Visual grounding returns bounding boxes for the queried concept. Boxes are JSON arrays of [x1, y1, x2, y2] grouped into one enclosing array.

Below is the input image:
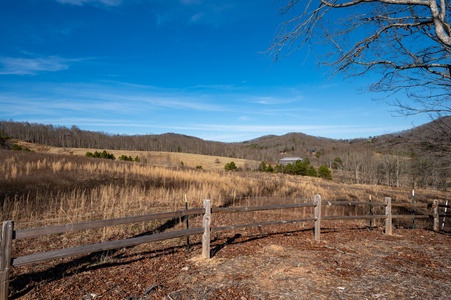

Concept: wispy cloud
[[173, 123, 406, 140], [180, 0, 204, 6], [250, 96, 303, 105], [55, 0, 122, 6], [0, 56, 73, 75], [151, 1, 239, 27], [189, 12, 205, 23], [180, 123, 350, 133], [0, 80, 317, 127], [0, 79, 402, 142], [0, 81, 227, 116]]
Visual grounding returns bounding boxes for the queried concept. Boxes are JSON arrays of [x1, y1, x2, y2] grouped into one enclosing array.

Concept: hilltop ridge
[[1, 117, 449, 161], [0, 117, 449, 191]]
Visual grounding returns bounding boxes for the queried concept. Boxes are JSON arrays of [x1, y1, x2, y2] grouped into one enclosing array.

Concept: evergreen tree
[[224, 161, 237, 171], [318, 165, 332, 180]]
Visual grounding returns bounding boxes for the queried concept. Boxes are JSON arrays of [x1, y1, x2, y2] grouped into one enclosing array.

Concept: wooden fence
[[0, 195, 448, 300]]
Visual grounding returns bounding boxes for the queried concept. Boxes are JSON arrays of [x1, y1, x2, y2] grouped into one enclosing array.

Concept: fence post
[[314, 194, 322, 241], [0, 221, 14, 300], [184, 194, 190, 253], [202, 199, 211, 259], [385, 197, 392, 235], [441, 200, 448, 230], [411, 189, 415, 229], [369, 195, 373, 231], [433, 200, 439, 232]]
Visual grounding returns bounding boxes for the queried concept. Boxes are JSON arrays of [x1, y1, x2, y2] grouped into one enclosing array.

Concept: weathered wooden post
[[184, 194, 190, 253], [441, 200, 448, 230], [433, 199, 439, 232], [0, 221, 14, 300], [411, 189, 415, 229], [202, 199, 211, 259], [369, 194, 373, 231], [314, 194, 322, 241], [385, 197, 392, 235]]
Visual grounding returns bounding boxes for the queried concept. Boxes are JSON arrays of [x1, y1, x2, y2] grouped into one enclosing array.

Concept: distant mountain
[[2, 118, 449, 190], [233, 132, 349, 161], [1, 117, 450, 161], [363, 116, 451, 156]]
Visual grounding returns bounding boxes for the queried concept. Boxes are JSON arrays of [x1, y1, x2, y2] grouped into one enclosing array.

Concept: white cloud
[[0, 79, 414, 142], [0, 81, 227, 114], [56, 0, 122, 6], [0, 56, 70, 75]]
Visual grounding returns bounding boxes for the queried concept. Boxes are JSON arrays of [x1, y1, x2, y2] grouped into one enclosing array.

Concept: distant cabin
[[278, 157, 303, 166]]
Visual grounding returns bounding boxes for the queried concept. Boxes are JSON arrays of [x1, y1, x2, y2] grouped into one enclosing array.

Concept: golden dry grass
[[0, 145, 448, 284], [2, 142, 450, 300], [1, 144, 448, 234], [16, 141, 256, 172]]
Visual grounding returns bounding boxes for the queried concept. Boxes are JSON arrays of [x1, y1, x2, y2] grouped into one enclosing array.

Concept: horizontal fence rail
[[212, 202, 315, 213], [15, 208, 205, 240], [13, 228, 205, 267], [0, 195, 448, 300], [0, 208, 206, 300]]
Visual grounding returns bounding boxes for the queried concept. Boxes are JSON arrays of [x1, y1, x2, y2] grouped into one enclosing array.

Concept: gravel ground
[[10, 225, 451, 299]]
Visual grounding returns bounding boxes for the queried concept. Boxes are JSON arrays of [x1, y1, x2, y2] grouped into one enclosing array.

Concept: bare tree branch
[[271, 0, 451, 116]]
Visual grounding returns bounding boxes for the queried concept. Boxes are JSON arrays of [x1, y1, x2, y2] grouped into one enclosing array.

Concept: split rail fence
[[0, 195, 449, 300]]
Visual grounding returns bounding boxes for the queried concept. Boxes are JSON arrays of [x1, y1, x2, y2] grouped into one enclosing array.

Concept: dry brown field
[[1, 144, 450, 299], [15, 140, 256, 172]]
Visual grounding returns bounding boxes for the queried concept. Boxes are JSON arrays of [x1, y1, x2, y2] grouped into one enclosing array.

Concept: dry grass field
[[1, 144, 450, 299], [16, 140, 256, 172]]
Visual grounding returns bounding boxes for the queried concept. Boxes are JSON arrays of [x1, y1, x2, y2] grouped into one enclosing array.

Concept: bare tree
[[271, 0, 451, 116]]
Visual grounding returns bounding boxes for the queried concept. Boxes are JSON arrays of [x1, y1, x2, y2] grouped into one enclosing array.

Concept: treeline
[[0, 120, 345, 161], [323, 150, 449, 191], [0, 120, 241, 158], [1, 120, 449, 191]]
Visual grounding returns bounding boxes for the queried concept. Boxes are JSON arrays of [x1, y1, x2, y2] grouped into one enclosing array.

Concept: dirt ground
[[10, 224, 451, 300]]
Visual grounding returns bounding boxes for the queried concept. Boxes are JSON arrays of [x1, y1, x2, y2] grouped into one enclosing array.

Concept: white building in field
[[278, 157, 303, 166]]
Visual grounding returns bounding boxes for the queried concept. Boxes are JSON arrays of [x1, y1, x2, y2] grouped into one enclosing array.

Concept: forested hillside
[[1, 118, 450, 191]]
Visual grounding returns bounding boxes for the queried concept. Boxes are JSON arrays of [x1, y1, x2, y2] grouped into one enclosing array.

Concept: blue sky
[[0, 0, 430, 142]]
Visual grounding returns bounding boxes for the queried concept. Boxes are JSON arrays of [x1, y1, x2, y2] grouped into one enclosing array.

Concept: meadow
[[2, 146, 446, 231], [2, 146, 450, 299], [0, 148, 316, 227]]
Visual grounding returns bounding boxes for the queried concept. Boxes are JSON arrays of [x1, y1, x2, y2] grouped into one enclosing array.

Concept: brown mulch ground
[[10, 224, 451, 299]]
